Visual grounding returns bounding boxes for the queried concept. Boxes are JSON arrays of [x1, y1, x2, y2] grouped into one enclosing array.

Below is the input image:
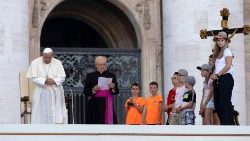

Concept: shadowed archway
[[40, 0, 141, 124], [41, 17, 107, 48], [41, 0, 138, 49]]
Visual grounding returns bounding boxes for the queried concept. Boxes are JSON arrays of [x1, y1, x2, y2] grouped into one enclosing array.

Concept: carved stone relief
[[143, 0, 151, 30], [40, 0, 47, 17], [32, 0, 39, 28], [135, 0, 151, 30], [135, 1, 143, 15], [31, 0, 48, 28]]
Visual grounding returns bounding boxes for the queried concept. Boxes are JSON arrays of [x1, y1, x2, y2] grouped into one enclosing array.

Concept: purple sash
[[95, 90, 113, 124]]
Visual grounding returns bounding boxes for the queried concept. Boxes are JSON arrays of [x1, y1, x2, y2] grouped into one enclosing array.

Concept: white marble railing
[[0, 125, 250, 141]]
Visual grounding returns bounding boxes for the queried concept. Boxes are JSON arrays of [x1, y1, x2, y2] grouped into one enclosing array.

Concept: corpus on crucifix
[[200, 8, 250, 40]]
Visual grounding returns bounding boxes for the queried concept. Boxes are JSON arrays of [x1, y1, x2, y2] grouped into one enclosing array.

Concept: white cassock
[[26, 56, 67, 124]]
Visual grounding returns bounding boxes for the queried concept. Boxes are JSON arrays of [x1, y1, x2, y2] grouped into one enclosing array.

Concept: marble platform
[[0, 125, 250, 141]]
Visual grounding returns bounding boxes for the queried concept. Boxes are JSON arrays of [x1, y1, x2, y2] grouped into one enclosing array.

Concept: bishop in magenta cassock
[[83, 56, 119, 124]]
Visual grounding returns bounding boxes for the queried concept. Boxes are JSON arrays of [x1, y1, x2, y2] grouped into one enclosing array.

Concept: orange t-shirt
[[145, 95, 163, 124], [125, 97, 145, 125]]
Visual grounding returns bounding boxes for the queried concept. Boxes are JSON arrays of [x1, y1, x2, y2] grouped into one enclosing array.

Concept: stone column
[[163, 0, 246, 125], [0, 0, 29, 123], [244, 0, 250, 125], [140, 0, 162, 96]]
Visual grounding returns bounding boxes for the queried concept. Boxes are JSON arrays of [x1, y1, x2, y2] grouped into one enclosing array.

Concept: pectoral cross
[[200, 8, 250, 40]]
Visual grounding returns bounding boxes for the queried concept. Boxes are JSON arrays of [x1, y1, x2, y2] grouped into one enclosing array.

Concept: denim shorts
[[180, 111, 195, 125], [206, 98, 215, 110]]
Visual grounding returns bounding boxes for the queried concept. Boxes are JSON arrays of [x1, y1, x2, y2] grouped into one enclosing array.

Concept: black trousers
[[213, 73, 234, 125]]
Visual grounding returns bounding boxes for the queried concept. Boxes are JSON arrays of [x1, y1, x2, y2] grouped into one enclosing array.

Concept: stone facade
[[0, 0, 249, 125], [244, 0, 250, 125], [0, 0, 29, 123], [0, 0, 163, 123], [29, 0, 162, 96]]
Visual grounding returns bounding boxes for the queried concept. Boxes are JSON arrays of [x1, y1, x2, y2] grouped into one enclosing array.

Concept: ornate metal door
[[52, 48, 141, 124]]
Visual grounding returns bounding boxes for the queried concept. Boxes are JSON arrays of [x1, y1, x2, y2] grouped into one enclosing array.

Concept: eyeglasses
[[96, 63, 106, 67], [171, 77, 177, 80]]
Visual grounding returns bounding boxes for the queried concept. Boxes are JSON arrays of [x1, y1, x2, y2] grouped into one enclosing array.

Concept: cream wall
[[163, 0, 247, 125], [0, 0, 29, 123]]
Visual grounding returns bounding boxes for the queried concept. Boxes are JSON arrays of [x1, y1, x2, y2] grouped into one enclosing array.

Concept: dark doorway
[[41, 18, 107, 48]]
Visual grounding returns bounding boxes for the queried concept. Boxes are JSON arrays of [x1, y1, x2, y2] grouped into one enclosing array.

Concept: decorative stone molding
[[135, 0, 151, 30], [143, 0, 151, 30], [135, 1, 143, 15], [40, 0, 47, 17], [32, 0, 39, 28]]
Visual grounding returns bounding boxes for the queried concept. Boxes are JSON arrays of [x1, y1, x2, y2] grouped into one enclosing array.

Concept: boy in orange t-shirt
[[125, 83, 145, 125], [144, 81, 163, 125]]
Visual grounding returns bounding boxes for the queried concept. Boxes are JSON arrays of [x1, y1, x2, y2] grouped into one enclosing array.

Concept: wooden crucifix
[[200, 8, 250, 40]]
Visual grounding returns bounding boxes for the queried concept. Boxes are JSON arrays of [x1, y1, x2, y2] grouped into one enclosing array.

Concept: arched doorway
[[40, 0, 141, 124], [41, 0, 138, 49]]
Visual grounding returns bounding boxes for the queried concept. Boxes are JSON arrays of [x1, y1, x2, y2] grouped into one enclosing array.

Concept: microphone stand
[[69, 88, 74, 124]]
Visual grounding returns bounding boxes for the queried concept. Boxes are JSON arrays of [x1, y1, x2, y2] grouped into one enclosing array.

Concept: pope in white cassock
[[26, 48, 67, 124]]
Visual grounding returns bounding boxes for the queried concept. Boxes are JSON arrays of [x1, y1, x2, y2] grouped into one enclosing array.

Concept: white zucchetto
[[43, 48, 53, 53]]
